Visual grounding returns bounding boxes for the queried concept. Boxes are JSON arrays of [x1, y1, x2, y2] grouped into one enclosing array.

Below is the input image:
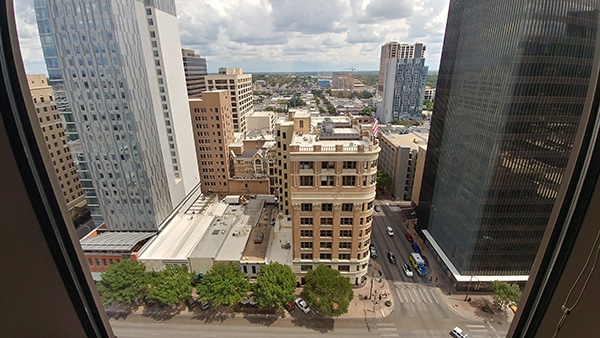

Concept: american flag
[[371, 114, 379, 138]]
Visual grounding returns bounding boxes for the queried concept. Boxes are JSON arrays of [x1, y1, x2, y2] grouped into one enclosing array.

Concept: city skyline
[[16, 0, 449, 75]]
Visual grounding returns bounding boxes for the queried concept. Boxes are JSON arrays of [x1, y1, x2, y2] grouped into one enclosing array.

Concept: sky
[[16, 0, 449, 75]]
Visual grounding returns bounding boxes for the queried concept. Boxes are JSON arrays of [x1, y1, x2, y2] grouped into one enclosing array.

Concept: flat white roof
[[422, 230, 529, 282]]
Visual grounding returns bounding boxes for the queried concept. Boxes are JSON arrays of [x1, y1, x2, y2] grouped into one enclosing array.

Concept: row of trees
[[97, 260, 354, 316]]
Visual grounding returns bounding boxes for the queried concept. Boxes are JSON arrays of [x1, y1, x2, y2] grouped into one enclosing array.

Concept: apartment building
[[378, 42, 426, 94], [276, 111, 380, 286], [378, 132, 425, 201], [36, 0, 200, 230], [332, 72, 353, 91], [26, 74, 87, 219], [205, 68, 253, 134], [182, 48, 207, 97], [190, 91, 235, 195]]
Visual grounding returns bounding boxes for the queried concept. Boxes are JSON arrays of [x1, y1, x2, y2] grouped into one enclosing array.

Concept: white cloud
[[16, 0, 449, 74]]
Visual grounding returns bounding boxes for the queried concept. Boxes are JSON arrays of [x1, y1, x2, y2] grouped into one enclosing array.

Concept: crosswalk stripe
[[419, 288, 431, 303], [470, 329, 489, 333], [467, 325, 486, 328], [380, 334, 399, 337], [408, 289, 416, 302], [429, 289, 439, 304], [411, 289, 420, 302], [377, 323, 396, 327], [396, 289, 404, 303]]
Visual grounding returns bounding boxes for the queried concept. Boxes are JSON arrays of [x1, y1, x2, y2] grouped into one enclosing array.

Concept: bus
[[409, 253, 427, 276]]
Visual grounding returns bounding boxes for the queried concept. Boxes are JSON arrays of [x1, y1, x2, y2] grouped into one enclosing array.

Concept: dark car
[[387, 251, 397, 264], [405, 232, 414, 242], [411, 242, 421, 253], [370, 244, 378, 258], [284, 301, 295, 312], [421, 255, 430, 267]]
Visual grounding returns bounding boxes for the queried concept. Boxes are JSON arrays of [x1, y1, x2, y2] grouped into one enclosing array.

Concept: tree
[[196, 262, 250, 308], [303, 265, 353, 317], [376, 170, 392, 193], [145, 265, 193, 307], [424, 100, 434, 111], [97, 259, 149, 306], [265, 106, 274, 111], [489, 281, 522, 309], [253, 262, 296, 310]]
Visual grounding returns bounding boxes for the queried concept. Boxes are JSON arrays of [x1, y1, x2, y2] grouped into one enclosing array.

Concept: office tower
[[417, 0, 600, 286], [205, 68, 253, 134], [26, 74, 87, 220], [182, 49, 207, 97], [189, 91, 235, 194], [35, 0, 199, 230], [378, 132, 423, 201], [377, 42, 426, 94], [276, 112, 380, 286], [378, 45, 428, 123], [332, 72, 353, 91]]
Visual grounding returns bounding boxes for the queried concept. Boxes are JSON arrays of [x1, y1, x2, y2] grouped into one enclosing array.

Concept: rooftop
[[380, 132, 424, 150], [80, 231, 155, 252]]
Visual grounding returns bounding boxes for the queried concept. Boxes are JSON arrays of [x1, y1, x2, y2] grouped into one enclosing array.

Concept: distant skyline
[[16, 0, 449, 75]]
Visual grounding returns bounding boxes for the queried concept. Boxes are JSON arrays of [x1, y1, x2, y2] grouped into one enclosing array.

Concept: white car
[[295, 297, 310, 313], [450, 327, 468, 338], [386, 226, 394, 236], [402, 263, 413, 277]]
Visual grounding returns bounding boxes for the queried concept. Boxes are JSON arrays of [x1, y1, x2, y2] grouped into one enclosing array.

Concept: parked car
[[421, 255, 430, 267], [412, 242, 421, 253], [284, 301, 295, 312], [198, 300, 210, 310], [450, 326, 468, 338], [295, 297, 311, 313], [386, 226, 394, 236], [374, 205, 381, 212], [387, 251, 397, 264], [402, 263, 413, 277], [405, 232, 414, 242], [370, 244, 378, 258]]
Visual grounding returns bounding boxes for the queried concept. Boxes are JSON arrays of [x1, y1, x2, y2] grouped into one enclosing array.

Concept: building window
[[300, 217, 313, 226], [301, 203, 312, 212], [340, 230, 353, 237], [301, 254, 313, 260], [342, 203, 353, 212], [320, 242, 332, 249], [321, 176, 335, 186], [320, 253, 332, 260], [338, 265, 350, 272], [322, 203, 333, 212], [300, 242, 313, 249], [320, 217, 333, 225], [301, 265, 313, 271], [339, 242, 351, 249], [343, 161, 357, 169], [339, 254, 350, 260], [342, 176, 356, 186], [321, 161, 335, 170], [299, 161, 313, 170], [300, 176, 313, 186], [87, 258, 94, 267], [320, 230, 332, 237], [340, 217, 353, 225], [300, 230, 313, 237]]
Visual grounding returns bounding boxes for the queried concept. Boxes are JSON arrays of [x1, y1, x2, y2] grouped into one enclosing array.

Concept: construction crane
[[345, 67, 356, 72]]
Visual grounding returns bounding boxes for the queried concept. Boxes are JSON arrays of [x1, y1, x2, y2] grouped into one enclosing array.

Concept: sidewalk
[[339, 261, 394, 319]]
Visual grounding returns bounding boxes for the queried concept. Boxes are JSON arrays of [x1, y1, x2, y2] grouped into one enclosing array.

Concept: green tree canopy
[[196, 262, 250, 308], [253, 262, 297, 310], [489, 281, 522, 309], [377, 170, 392, 193], [424, 100, 434, 111], [97, 259, 148, 307], [303, 265, 353, 317], [145, 265, 194, 307]]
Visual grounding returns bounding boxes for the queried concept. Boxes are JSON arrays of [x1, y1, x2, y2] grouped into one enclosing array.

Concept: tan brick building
[[276, 112, 380, 286], [26, 74, 86, 218], [190, 91, 235, 194], [205, 68, 253, 134]]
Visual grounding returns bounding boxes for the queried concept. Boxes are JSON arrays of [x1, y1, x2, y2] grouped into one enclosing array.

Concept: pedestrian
[[435, 277, 438, 283], [429, 276, 432, 282], [449, 290, 452, 296]]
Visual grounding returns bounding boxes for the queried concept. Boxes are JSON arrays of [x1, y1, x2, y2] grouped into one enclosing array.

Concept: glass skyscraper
[[417, 0, 600, 283]]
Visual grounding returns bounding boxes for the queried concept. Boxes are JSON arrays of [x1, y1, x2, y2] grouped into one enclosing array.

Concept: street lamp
[[464, 275, 479, 301]]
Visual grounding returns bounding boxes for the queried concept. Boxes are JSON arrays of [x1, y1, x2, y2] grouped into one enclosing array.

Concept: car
[[402, 263, 413, 277], [387, 251, 397, 264], [374, 205, 381, 212], [412, 242, 421, 253], [421, 255, 430, 267], [449, 326, 468, 338], [295, 297, 310, 313], [386, 226, 394, 236], [370, 244, 378, 258], [284, 301, 295, 312], [405, 232, 414, 242]]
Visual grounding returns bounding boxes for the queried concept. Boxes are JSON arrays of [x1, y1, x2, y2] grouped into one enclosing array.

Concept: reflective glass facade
[[418, 0, 600, 276]]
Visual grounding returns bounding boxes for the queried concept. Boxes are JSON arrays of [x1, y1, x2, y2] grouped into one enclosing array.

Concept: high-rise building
[[35, 0, 199, 231], [377, 42, 425, 94], [26, 74, 87, 220], [276, 112, 380, 286], [189, 91, 235, 195], [205, 68, 253, 134], [417, 0, 600, 287], [332, 72, 353, 91], [378, 44, 428, 123], [182, 49, 207, 98], [378, 132, 424, 201]]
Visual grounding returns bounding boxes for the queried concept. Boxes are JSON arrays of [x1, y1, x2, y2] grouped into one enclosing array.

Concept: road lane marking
[[407, 289, 416, 302], [467, 325, 486, 328], [380, 334, 400, 337], [418, 288, 431, 303], [429, 289, 440, 304], [411, 288, 421, 302], [378, 328, 396, 331], [396, 289, 405, 303]]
